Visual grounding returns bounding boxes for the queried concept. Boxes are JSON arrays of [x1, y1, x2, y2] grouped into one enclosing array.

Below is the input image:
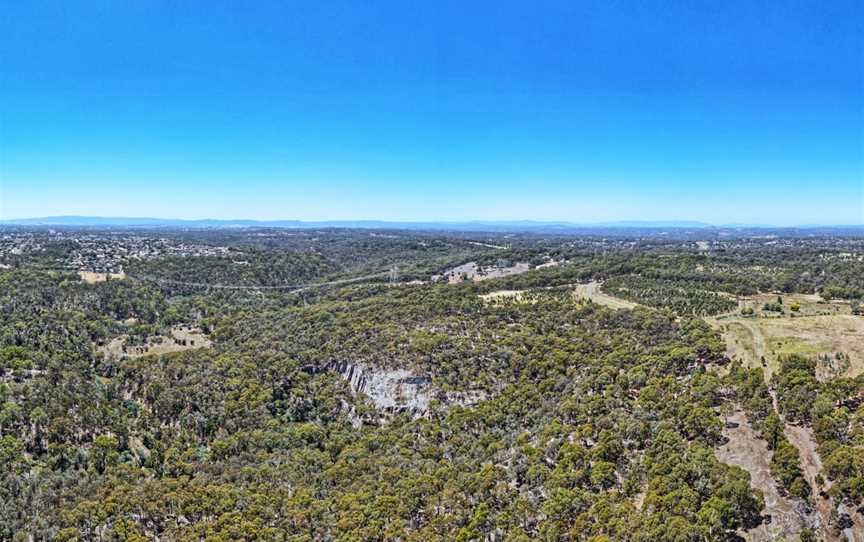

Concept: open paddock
[[98, 325, 212, 359], [710, 314, 864, 380]]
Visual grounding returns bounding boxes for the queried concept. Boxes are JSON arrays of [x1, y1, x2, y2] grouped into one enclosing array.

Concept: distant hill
[[0, 216, 305, 228], [1, 215, 862, 234]]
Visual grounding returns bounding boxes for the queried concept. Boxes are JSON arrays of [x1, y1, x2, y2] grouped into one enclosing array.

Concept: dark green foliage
[[0, 260, 760, 541], [774, 355, 819, 424], [129, 250, 340, 290], [2, 230, 861, 540], [602, 275, 737, 316], [762, 302, 784, 313]]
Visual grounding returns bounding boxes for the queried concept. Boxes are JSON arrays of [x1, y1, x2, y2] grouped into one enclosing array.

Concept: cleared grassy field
[[735, 292, 849, 318], [710, 314, 864, 380], [79, 271, 126, 283], [479, 282, 639, 310], [99, 326, 212, 359], [479, 289, 529, 303]]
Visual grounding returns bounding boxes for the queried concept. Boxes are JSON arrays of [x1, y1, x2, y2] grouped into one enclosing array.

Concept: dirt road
[[572, 281, 639, 310], [716, 408, 815, 540]]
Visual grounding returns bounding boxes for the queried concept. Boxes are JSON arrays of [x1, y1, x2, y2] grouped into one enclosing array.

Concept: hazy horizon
[[2, 1, 863, 225], [3, 214, 863, 229]]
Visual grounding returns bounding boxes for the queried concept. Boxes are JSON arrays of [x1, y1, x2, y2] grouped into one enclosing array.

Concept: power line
[[127, 271, 390, 292]]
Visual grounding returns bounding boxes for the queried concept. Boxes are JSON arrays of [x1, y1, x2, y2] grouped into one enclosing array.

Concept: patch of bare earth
[[716, 408, 815, 541]]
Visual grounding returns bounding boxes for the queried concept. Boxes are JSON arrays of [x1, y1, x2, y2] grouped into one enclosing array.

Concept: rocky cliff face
[[330, 361, 431, 414], [308, 361, 485, 416]]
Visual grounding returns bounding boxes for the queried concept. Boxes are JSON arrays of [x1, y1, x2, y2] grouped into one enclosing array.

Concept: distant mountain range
[[1, 216, 862, 233]]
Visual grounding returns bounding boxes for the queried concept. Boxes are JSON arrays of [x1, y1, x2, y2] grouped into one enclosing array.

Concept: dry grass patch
[[99, 325, 212, 359], [711, 315, 864, 380], [479, 282, 639, 310], [479, 290, 528, 303], [79, 271, 126, 283], [737, 292, 850, 318]]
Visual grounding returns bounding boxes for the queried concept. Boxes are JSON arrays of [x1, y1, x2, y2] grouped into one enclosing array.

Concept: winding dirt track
[[770, 399, 834, 537], [716, 408, 813, 541], [572, 281, 639, 309], [738, 319, 767, 361], [781, 418, 864, 541]]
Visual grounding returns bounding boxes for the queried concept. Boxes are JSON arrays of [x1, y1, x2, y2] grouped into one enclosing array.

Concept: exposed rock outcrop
[[331, 361, 431, 414], [304, 361, 486, 416]]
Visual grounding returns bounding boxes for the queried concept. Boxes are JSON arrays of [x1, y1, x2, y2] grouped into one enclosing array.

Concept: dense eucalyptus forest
[[0, 227, 861, 541]]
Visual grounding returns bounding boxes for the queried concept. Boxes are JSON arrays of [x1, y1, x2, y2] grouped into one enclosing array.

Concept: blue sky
[[1, 1, 862, 225]]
